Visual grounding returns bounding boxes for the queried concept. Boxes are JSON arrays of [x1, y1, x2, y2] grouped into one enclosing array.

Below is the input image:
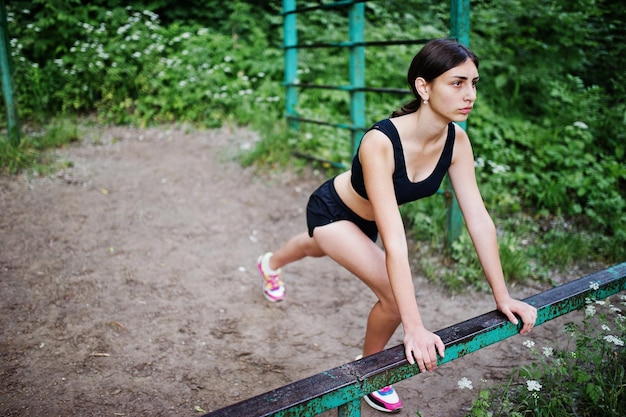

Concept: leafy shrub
[[466, 293, 626, 417], [4, 5, 285, 129], [2, 1, 624, 269]]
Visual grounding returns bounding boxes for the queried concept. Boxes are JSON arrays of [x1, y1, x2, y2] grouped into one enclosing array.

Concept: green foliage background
[[1, 0, 625, 276]]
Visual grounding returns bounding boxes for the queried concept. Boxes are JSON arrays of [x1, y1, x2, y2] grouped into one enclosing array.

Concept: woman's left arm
[[447, 125, 537, 334]]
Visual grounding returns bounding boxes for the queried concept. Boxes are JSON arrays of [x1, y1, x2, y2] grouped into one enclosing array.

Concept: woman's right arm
[[359, 130, 445, 372]]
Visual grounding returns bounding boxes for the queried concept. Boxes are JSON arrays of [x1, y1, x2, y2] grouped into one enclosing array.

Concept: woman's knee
[[295, 233, 324, 257], [376, 298, 401, 320]]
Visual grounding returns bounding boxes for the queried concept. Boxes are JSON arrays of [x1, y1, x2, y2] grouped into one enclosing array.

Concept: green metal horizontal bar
[[203, 263, 626, 417], [282, 0, 365, 15], [361, 87, 410, 95], [287, 83, 355, 91], [284, 38, 429, 49], [284, 82, 410, 95], [293, 151, 348, 169], [292, 149, 446, 192], [286, 115, 356, 131]]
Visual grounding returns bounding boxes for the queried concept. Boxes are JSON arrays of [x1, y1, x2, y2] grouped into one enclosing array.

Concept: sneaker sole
[[363, 394, 402, 414]]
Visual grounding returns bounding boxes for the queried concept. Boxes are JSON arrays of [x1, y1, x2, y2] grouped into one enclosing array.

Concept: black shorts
[[306, 178, 378, 242]]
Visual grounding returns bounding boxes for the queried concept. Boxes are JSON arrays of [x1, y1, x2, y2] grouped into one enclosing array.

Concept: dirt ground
[[0, 124, 595, 417]]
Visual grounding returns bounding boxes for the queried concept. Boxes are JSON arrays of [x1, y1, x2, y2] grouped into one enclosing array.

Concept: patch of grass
[[533, 224, 605, 270], [0, 120, 80, 176], [406, 202, 617, 294]]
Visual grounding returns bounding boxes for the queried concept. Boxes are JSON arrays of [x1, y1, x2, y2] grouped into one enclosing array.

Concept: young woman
[[256, 38, 537, 413]]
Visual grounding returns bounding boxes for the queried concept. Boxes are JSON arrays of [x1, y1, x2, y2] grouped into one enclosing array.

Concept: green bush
[[466, 293, 626, 417], [4, 4, 285, 128], [2, 1, 624, 270]]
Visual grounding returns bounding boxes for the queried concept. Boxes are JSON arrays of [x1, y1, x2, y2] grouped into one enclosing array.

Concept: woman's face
[[427, 59, 479, 122]]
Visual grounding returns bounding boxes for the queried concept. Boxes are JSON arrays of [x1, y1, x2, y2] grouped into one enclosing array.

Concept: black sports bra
[[350, 118, 456, 205]]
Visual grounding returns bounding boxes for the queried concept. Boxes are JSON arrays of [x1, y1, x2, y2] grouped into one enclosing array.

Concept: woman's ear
[[414, 77, 429, 102]]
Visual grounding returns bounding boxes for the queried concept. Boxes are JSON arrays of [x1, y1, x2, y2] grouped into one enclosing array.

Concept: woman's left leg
[[313, 220, 404, 413], [311, 221, 401, 355]]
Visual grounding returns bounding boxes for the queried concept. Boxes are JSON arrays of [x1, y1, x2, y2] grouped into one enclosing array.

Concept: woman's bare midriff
[[333, 171, 375, 221]]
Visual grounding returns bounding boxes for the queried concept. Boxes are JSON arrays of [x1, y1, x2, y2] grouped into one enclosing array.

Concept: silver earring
[[423, 100, 428, 104]]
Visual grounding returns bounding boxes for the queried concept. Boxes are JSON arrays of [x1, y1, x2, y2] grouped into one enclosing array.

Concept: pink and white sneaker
[[257, 252, 285, 302], [364, 385, 403, 413], [355, 355, 403, 413]]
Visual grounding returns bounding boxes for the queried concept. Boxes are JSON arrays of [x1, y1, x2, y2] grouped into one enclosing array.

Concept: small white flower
[[589, 281, 600, 290], [523, 340, 535, 349], [585, 305, 596, 317], [595, 300, 606, 306], [573, 121, 588, 129], [542, 346, 554, 357], [457, 377, 473, 390], [603, 335, 624, 347], [526, 380, 542, 392], [487, 160, 509, 174], [601, 324, 611, 332]]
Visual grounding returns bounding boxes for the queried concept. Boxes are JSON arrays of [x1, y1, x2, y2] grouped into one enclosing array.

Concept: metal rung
[[284, 39, 430, 49], [283, 0, 366, 15], [284, 83, 410, 95]]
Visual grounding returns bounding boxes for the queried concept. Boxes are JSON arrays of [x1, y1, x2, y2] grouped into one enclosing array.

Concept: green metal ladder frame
[[0, 0, 20, 146], [282, 0, 470, 245], [203, 262, 626, 417]]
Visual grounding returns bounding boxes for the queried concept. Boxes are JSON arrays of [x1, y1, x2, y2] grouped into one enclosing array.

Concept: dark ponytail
[[391, 38, 478, 118], [391, 99, 421, 118]]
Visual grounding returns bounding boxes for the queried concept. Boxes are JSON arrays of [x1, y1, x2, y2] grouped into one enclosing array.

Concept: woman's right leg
[[268, 231, 325, 270], [258, 232, 325, 302]]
